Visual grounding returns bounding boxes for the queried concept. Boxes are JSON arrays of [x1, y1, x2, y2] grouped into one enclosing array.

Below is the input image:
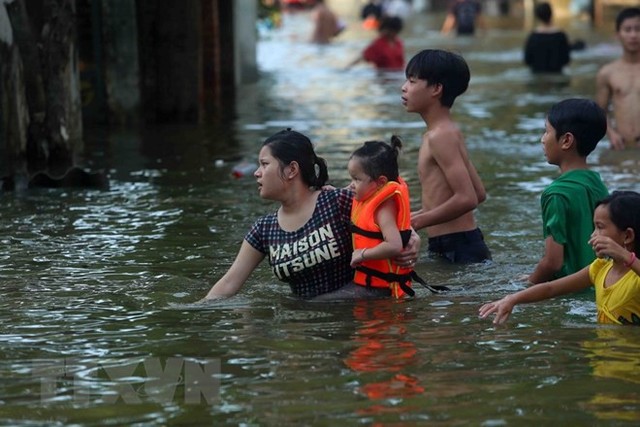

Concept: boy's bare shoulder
[[426, 121, 464, 148], [597, 58, 623, 78]]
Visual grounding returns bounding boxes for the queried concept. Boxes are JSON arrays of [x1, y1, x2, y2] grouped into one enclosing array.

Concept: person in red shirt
[[348, 16, 404, 71]]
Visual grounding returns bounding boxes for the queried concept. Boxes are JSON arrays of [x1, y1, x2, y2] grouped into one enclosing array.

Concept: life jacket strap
[[350, 224, 412, 247], [409, 271, 450, 294], [355, 266, 450, 295], [355, 265, 415, 297]]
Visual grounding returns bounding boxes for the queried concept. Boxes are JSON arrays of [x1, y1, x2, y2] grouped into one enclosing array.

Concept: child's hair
[[534, 2, 552, 24], [596, 191, 640, 256], [546, 98, 607, 157], [379, 16, 403, 34], [262, 129, 329, 189], [350, 135, 402, 182], [404, 49, 470, 108], [616, 7, 640, 31]]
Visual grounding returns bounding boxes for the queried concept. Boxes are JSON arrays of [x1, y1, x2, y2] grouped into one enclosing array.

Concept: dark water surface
[[2, 9, 640, 426]]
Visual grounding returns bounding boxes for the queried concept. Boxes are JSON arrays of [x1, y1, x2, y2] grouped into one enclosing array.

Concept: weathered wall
[[102, 0, 140, 125], [137, 0, 202, 122], [1, 0, 83, 178]]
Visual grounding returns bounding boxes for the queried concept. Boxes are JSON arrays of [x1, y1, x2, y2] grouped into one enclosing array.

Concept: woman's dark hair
[[547, 98, 607, 157], [534, 2, 552, 24], [350, 135, 402, 182], [262, 129, 329, 189], [596, 191, 640, 256]]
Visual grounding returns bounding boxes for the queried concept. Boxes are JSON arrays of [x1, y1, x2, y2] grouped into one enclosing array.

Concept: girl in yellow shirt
[[479, 191, 640, 325]]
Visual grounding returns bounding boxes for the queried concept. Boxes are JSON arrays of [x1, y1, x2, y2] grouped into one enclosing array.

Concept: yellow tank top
[[589, 258, 640, 325]]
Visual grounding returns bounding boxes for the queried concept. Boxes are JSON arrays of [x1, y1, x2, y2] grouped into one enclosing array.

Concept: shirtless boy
[[595, 7, 640, 150], [401, 49, 491, 263]]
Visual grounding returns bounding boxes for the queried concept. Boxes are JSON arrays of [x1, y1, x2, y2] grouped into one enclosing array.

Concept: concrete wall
[[234, 0, 258, 85], [101, 0, 140, 124]]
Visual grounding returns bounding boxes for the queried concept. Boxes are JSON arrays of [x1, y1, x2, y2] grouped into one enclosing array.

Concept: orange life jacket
[[351, 177, 414, 298]]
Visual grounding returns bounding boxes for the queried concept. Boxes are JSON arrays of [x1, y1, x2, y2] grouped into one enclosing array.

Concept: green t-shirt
[[541, 169, 609, 279]]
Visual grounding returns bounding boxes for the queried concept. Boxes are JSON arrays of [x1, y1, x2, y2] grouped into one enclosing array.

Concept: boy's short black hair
[[547, 98, 607, 157], [534, 2, 552, 24], [405, 49, 470, 108], [616, 7, 640, 31]]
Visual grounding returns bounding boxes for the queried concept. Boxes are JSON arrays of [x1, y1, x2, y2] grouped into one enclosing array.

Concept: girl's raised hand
[[588, 235, 626, 263]]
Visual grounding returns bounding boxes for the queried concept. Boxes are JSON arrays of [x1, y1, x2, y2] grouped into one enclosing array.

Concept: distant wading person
[[441, 0, 485, 36], [524, 2, 571, 74], [595, 7, 640, 150], [311, 0, 343, 44]]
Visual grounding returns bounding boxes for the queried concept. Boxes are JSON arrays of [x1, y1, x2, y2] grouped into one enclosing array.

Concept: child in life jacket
[[348, 136, 425, 298]]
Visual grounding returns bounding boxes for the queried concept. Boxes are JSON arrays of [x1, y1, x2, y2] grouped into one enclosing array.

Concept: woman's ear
[[286, 161, 300, 179]]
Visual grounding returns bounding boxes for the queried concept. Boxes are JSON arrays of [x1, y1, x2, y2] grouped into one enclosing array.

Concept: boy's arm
[[467, 160, 486, 204], [527, 236, 564, 284], [479, 267, 592, 324], [595, 65, 625, 150], [351, 199, 403, 266]]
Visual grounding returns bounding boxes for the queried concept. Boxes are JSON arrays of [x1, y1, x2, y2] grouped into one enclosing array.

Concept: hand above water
[[479, 296, 515, 325]]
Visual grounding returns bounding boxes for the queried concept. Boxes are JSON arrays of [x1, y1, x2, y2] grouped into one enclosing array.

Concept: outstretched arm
[[479, 267, 592, 324], [204, 241, 265, 299], [345, 56, 363, 69]]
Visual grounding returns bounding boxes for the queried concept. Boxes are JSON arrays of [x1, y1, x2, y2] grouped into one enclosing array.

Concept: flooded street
[[1, 6, 640, 425]]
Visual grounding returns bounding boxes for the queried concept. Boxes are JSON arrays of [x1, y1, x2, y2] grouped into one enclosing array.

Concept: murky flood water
[[2, 7, 640, 426]]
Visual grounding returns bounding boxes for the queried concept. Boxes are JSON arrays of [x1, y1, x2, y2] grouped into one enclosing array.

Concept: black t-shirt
[[524, 31, 570, 73]]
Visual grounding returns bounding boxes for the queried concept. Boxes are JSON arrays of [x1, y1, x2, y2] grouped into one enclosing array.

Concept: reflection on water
[[1, 6, 640, 426], [583, 327, 640, 422]]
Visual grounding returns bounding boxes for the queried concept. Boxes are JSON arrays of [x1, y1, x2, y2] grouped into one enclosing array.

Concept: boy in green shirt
[[526, 98, 609, 284]]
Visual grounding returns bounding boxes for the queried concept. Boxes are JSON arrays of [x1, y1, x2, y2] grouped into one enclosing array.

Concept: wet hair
[[546, 98, 607, 157], [405, 49, 470, 108], [262, 129, 329, 189], [596, 191, 640, 256], [534, 2, 552, 24], [350, 135, 402, 182], [616, 7, 640, 32], [379, 16, 403, 34]]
